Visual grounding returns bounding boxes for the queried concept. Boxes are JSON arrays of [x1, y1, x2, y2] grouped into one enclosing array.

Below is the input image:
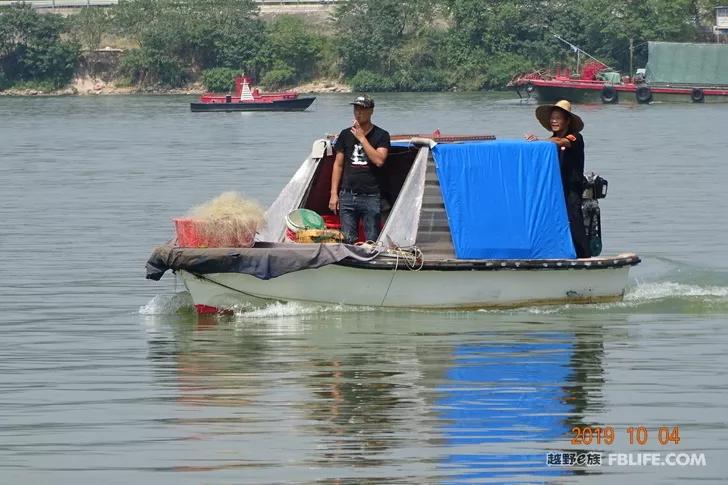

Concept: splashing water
[[139, 292, 375, 318], [234, 300, 375, 319], [475, 280, 728, 315], [138, 292, 193, 315], [625, 281, 728, 301]]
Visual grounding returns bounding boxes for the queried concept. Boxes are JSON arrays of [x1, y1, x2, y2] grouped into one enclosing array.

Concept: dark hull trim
[[190, 97, 316, 112], [336, 253, 641, 271]]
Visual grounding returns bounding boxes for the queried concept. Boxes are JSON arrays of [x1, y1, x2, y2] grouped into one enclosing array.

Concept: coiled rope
[[356, 241, 424, 271]]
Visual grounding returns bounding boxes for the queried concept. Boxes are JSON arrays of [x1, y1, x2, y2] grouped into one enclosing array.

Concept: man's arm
[[547, 136, 573, 148], [328, 151, 344, 213], [525, 134, 576, 148], [351, 124, 388, 166], [358, 137, 388, 167]]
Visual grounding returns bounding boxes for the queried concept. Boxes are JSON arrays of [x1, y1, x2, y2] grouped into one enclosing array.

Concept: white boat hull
[[178, 259, 634, 311]]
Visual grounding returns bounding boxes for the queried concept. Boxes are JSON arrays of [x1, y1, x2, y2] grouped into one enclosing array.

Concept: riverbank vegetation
[[0, 0, 719, 93]]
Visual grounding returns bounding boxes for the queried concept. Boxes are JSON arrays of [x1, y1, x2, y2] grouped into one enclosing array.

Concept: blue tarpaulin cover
[[432, 140, 575, 259]]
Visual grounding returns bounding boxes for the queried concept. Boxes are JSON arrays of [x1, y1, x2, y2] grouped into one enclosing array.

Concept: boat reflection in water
[[141, 310, 608, 481], [435, 329, 604, 480]]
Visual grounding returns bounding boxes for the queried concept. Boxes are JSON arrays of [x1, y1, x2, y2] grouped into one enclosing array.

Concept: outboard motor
[[582, 172, 608, 256]]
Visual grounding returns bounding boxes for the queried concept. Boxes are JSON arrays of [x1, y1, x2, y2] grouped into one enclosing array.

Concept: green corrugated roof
[[646, 41, 728, 86]]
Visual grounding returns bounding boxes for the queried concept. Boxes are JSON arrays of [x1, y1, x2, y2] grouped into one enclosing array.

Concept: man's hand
[[525, 133, 538, 141], [328, 193, 339, 214], [351, 120, 365, 142]]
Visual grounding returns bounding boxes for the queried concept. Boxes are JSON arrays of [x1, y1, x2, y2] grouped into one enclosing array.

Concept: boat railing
[[391, 134, 496, 144], [507, 70, 547, 86]]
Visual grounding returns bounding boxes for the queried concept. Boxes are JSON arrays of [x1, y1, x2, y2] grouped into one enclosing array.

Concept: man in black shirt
[[328, 95, 390, 244]]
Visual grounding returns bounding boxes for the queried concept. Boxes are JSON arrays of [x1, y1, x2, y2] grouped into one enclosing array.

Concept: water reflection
[[145, 314, 270, 408], [142, 310, 611, 481], [435, 326, 606, 481], [303, 354, 413, 466]]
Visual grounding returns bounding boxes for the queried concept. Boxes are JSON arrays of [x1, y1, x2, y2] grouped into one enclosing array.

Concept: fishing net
[[174, 192, 265, 248]]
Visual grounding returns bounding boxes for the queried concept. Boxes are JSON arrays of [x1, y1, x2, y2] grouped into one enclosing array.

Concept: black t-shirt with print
[[334, 124, 391, 195]]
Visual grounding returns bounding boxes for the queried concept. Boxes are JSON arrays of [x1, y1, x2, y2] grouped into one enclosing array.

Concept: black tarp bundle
[[145, 242, 381, 281]]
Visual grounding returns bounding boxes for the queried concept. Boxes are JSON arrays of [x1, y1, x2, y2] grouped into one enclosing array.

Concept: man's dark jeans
[[339, 191, 381, 244]]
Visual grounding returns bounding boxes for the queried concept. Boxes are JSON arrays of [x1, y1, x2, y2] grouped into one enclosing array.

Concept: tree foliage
[[0, 5, 79, 89], [201, 67, 239, 92], [70, 7, 110, 51], [112, 0, 266, 86], [0, 0, 720, 92], [265, 15, 323, 81], [333, 0, 438, 76]]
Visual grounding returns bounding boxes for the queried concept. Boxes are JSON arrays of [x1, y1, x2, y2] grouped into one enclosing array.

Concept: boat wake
[[508, 280, 728, 315], [231, 301, 373, 319], [138, 292, 193, 315], [504, 256, 728, 314], [138, 293, 374, 318], [620, 279, 728, 311], [625, 280, 728, 301]]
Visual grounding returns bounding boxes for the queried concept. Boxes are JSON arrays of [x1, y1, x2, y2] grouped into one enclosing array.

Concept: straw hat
[[535, 100, 584, 133]]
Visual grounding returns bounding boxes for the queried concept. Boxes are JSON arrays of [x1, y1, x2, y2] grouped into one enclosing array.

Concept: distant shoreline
[[0, 77, 352, 97]]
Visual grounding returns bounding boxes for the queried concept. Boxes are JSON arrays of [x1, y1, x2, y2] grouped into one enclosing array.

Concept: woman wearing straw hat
[[526, 100, 590, 258]]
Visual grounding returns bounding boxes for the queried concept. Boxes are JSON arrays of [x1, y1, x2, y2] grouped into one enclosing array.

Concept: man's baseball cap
[[350, 94, 374, 108]]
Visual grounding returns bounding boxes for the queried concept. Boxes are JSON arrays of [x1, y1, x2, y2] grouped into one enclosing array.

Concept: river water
[[1, 93, 727, 484]]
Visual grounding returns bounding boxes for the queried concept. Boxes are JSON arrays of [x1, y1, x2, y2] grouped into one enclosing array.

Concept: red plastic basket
[[319, 215, 369, 242], [174, 218, 207, 247], [321, 214, 341, 229], [174, 217, 256, 248]]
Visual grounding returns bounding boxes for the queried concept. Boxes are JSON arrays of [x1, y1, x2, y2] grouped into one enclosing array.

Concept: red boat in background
[[509, 61, 650, 104], [191, 75, 316, 112], [508, 39, 728, 104]]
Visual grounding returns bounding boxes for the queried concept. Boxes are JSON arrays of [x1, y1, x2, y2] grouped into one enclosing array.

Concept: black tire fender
[[635, 86, 652, 104], [691, 87, 704, 103], [600, 85, 618, 104]]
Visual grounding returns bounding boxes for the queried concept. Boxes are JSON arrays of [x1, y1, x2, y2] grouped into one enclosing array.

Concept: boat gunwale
[[158, 245, 640, 276], [335, 253, 641, 271]]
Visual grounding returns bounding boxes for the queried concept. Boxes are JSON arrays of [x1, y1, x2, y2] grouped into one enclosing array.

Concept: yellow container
[[294, 229, 344, 244]]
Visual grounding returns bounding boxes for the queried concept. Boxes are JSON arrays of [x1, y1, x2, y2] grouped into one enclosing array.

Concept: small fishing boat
[[146, 134, 640, 312], [509, 40, 728, 104], [190, 75, 315, 112]]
